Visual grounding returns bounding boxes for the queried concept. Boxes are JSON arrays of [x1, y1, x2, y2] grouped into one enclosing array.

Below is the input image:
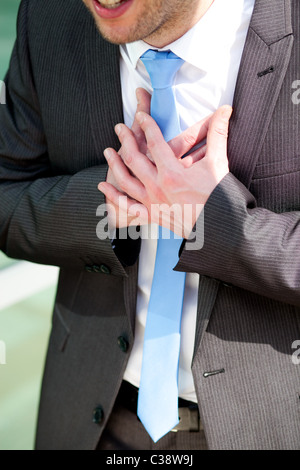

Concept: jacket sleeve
[[0, 0, 127, 276], [176, 172, 300, 307]]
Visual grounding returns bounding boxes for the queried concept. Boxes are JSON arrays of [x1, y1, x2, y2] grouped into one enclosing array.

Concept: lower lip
[[92, 0, 134, 19]]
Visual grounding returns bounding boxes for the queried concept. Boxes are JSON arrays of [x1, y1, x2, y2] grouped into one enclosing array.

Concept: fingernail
[[103, 148, 113, 160], [115, 124, 123, 136]]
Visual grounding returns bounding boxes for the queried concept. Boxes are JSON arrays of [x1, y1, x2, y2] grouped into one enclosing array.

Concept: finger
[[136, 88, 151, 117], [115, 123, 157, 183], [100, 185, 149, 223], [131, 88, 151, 135], [106, 166, 123, 192], [206, 105, 232, 159], [98, 182, 133, 211], [135, 111, 178, 170], [102, 147, 147, 203], [180, 155, 193, 169], [127, 201, 149, 222], [168, 114, 212, 159], [131, 88, 151, 153], [180, 144, 207, 168]]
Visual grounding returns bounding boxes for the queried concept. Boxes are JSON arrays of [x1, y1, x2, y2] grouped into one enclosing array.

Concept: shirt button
[[93, 406, 104, 425], [117, 336, 129, 353]]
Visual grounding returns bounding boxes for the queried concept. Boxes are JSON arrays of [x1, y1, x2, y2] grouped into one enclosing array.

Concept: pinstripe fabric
[[123, 263, 139, 336], [192, 275, 220, 364], [249, 0, 292, 44], [192, 286, 300, 449], [177, 0, 300, 449], [224, 14, 293, 188], [0, 0, 127, 275], [0, 0, 300, 450]]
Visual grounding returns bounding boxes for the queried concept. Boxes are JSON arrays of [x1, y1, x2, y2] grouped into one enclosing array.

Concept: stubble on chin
[[81, 0, 179, 46], [82, 0, 202, 47]]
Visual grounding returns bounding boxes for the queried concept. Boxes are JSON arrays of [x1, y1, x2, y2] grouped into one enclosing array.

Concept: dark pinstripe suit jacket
[[0, 0, 300, 449]]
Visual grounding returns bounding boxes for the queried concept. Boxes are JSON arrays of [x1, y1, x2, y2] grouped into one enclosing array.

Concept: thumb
[[206, 105, 232, 159]]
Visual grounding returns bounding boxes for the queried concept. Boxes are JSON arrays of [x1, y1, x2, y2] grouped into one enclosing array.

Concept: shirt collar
[[123, 0, 254, 72]]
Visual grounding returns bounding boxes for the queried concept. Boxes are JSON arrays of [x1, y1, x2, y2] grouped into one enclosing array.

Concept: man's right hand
[[104, 87, 151, 231]]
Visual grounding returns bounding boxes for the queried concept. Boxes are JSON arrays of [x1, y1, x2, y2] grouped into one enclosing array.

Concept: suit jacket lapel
[[85, 17, 138, 334], [228, 0, 293, 188], [85, 13, 124, 157], [193, 0, 294, 357]]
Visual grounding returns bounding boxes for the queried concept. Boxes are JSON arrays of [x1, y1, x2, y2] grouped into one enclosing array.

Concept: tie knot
[[141, 49, 184, 89]]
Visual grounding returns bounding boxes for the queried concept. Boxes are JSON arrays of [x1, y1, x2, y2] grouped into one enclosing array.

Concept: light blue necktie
[[137, 50, 186, 442]]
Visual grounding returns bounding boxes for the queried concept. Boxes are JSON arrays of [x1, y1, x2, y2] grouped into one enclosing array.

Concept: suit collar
[[124, 0, 255, 73], [250, 0, 293, 45]]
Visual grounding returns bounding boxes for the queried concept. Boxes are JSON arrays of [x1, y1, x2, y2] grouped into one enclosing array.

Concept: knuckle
[[213, 125, 228, 138], [120, 147, 133, 166], [119, 179, 128, 193], [147, 138, 156, 152], [124, 153, 133, 166], [183, 133, 196, 148]]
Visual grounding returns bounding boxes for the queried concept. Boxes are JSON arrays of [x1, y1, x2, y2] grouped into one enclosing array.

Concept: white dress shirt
[[121, 0, 255, 402]]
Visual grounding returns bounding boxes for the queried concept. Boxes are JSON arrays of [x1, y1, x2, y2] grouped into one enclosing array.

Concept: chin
[[93, 22, 136, 44]]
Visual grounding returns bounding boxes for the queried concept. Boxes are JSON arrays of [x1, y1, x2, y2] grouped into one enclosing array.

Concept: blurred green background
[[0, 0, 19, 79], [0, 0, 58, 450]]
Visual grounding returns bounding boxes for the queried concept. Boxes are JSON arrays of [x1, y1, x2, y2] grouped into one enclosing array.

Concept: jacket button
[[86, 264, 111, 274], [93, 406, 104, 425], [92, 265, 101, 273], [99, 264, 111, 275], [117, 336, 129, 353]]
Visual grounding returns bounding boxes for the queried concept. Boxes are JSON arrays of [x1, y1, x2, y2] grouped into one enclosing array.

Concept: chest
[[31, 5, 300, 215]]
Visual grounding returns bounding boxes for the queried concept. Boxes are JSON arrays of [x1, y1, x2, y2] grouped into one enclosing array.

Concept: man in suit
[[0, 0, 299, 450]]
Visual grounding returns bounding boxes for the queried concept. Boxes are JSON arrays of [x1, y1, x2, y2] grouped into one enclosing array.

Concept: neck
[[144, 0, 215, 48]]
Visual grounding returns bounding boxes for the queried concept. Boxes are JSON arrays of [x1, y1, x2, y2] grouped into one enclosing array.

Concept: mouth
[[92, 0, 133, 18]]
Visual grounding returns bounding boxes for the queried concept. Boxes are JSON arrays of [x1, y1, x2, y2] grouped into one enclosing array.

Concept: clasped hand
[[99, 88, 232, 239]]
